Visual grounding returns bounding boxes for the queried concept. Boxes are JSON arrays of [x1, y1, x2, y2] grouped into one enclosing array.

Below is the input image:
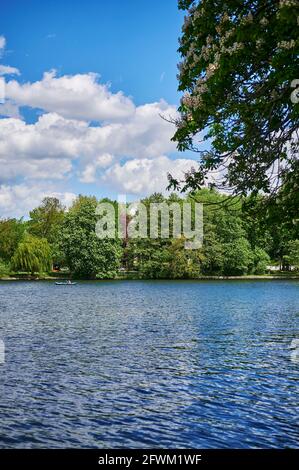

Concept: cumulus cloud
[[0, 113, 87, 163], [0, 183, 76, 218], [5, 70, 136, 121], [0, 65, 20, 76], [79, 153, 113, 183], [0, 100, 20, 118], [103, 156, 196, 194], [0, 101, 178, 182], [0, 53, 199, 217], [0, 156, 72, 182]]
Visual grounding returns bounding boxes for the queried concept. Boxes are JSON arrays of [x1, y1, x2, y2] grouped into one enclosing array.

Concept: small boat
[[55, 281, 77, 286]]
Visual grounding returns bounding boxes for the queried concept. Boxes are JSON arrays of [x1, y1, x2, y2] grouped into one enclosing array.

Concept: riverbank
[[1, 274, 299, 281]]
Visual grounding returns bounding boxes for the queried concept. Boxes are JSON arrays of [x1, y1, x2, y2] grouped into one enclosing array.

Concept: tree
[[0, 259, 10, 277], [223, 238, 254, 275], [59, 196, 122, 279], [247, 187, 299, 268], [0, 218, 25, 262], [132, 239, 171, 279], [28, 197, 65, 244], [201, 230, 224, 274], [12, 234, 52, 275], [169, 0, 299, 208], [252, 247, 270, 274], [168, 237, 203, 278], [283, 239, 299, 270]]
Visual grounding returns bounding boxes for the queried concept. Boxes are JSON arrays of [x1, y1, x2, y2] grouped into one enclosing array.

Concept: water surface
[[0, 280, 298, 448]]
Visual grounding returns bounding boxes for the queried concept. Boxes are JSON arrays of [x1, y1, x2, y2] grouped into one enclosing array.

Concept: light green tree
[[12, 234, 52, 275], [223, 238, 254, 276], [252, 247, 271, 274], [0, 218, 25, 262]]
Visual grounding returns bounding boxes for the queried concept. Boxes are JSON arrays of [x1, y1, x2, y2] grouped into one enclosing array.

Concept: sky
[[0, 0, 199, 217]]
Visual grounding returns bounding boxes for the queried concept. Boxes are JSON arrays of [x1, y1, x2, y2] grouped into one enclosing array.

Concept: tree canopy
[[0, 190, 298, 278], [169, 0, 299, 206], [12, 234, 52, 275], [0, 218, 25, 262], [58, 195, 122, 279], [28, 197, 65, 244]]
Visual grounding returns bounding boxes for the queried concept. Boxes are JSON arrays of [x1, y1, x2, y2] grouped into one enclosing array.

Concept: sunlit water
[[0, 280, 298, 448]]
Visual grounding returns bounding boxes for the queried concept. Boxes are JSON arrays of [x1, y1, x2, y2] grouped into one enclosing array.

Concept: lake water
[[0, 280, 298, 448]]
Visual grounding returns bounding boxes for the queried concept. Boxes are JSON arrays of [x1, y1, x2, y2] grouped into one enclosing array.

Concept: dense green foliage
[[0, 259, 10, 277], [0, 191, 298, 278], [124, 189, 296, 277], [11, 234, 52, 274], [0, 218, 25, 262], [283, 240, 299, 269], [58, 196, 122, 279], [170, 0, 299, 210], [28, 197, 65, 244]]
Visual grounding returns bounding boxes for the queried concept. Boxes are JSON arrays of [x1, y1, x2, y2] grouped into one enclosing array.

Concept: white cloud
[[0, 183, 76, 218], [0, 65, 20, 76], [103, 156, 196, 195], [0, 36, 6, 55], [0, 101, 178, 182], [0, 157, 72, 182], [0, 100, 20, 118], [5, 70, 135, 121], [0, 113, 85, 161], [0, 77, 4, 104], [0, 59, 199, 216], [79, 153, 113, 183], [97, 100, 177, 158]]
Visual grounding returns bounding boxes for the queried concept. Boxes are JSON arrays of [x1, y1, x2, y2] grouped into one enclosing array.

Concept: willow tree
[[0, 218, 25, 262], [170, 0, 299, 205], [12, 235, 52, 275]]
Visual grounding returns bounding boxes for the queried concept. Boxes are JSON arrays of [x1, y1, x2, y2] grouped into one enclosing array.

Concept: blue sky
[[0, 0, 200, 217], [1, 0, 183, 105]]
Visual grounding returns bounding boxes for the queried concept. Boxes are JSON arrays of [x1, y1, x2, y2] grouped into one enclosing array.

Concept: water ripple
[[0, 280, 298, 448]]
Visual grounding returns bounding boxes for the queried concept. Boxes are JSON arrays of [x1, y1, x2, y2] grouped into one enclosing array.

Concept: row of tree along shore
[[0, 189, 298, 280]]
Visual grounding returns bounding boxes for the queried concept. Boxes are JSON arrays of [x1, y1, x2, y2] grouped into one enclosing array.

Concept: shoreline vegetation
[[0, 274, 299, 283], [1, 189, 299, 281], [1, 273, 299, 281]]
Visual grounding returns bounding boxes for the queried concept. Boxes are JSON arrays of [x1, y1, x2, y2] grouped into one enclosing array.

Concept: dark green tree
[[28, 197, 65, 244], [59, 196, 122, 279], [169, 0, 299, 208], [283, 239, 299, 270]]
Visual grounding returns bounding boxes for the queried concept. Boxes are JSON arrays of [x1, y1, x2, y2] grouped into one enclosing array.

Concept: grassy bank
[[1, 273, 299, 281]]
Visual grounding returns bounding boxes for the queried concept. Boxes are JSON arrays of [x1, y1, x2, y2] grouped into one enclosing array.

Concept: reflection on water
[[0, 280, 298, 448]]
